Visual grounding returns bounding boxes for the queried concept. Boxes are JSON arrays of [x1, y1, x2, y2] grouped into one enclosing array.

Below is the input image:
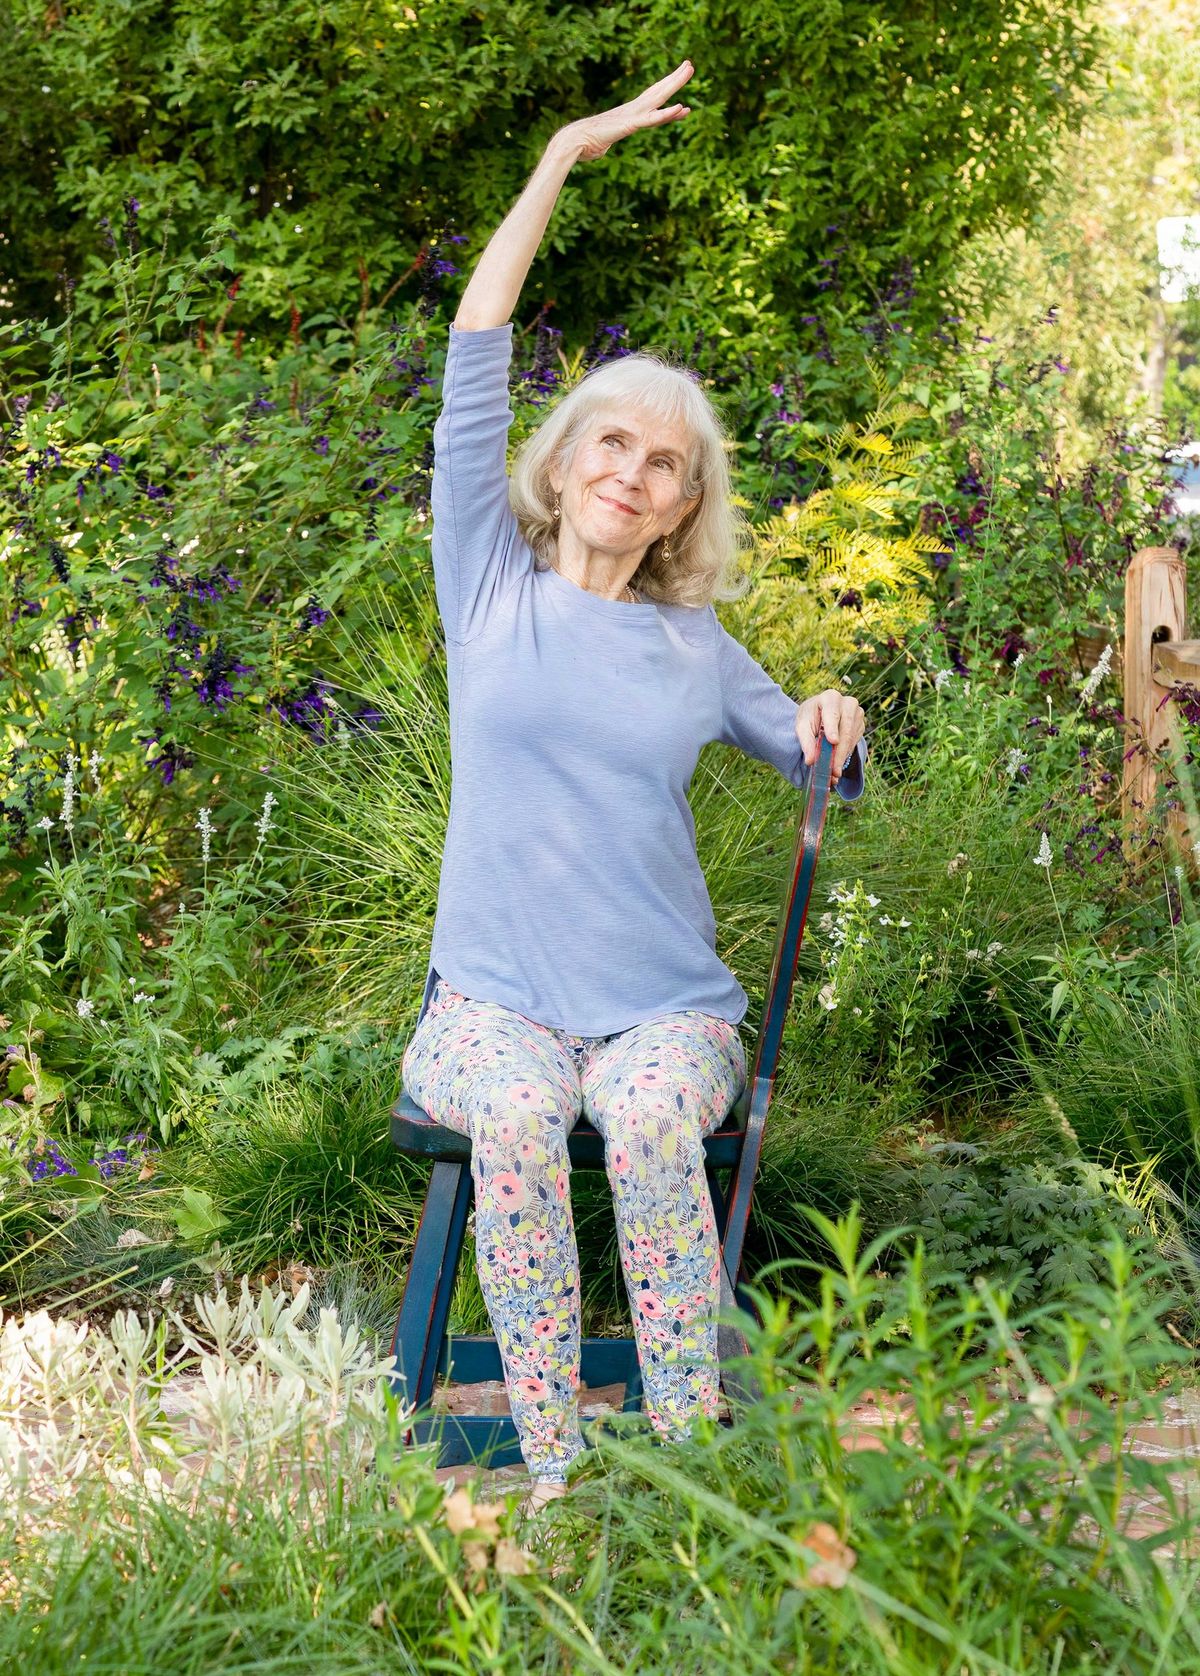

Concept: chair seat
[[391, 1084, 751, 1168]]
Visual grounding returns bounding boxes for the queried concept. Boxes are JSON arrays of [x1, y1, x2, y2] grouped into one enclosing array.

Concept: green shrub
[[3, 0, 1101, 355], [878, 1141, 1157, 1308]]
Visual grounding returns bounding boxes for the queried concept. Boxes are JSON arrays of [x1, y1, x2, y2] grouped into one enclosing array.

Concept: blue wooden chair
[[388, 737, 840, 1469]]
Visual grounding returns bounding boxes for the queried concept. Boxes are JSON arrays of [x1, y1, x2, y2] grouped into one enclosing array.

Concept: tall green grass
[[2, 1214, 1196, 1674]]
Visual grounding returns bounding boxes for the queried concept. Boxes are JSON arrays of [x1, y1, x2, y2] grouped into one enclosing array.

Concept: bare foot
[[519, 1478, 569, 1521]]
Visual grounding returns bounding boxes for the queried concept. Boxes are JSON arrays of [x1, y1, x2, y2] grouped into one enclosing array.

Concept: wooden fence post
[[1122, 545, 1199, 867]]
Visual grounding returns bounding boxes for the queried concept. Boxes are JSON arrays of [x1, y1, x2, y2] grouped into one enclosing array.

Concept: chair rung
[[404, 1411, 525, 1471], [438, 1334, 637, 1387]]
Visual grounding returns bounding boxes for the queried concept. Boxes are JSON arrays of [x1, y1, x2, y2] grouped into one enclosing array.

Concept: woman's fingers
[[559, 61, 695, 160], [635, 59, 695, 108], [640, 102, 691, 128], [795, 692, 866, 781], [631, 60, 693, 124]]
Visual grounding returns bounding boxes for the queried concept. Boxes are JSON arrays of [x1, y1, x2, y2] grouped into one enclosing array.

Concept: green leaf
[[174, 1186, 228, 1243], [1048, 980, 1071, 1023]]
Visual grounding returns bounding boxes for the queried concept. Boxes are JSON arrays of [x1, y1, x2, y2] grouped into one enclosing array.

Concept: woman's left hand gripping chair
[[388, 738, 840, 1471]]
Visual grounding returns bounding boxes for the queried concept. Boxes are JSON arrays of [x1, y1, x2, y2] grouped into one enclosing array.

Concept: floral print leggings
[[401, 977, 747, 1484]]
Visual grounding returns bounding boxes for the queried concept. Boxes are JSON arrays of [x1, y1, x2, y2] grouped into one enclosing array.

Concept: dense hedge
[[3, 0, 1100, 358]]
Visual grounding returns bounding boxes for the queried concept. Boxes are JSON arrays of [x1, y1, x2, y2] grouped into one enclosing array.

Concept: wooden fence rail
[[1122, 545, 1199, 867]]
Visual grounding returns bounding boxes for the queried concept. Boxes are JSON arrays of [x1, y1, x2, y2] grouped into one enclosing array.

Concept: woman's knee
[[466, 1073, 574, 1158], [599, 1100, 707, 1179]]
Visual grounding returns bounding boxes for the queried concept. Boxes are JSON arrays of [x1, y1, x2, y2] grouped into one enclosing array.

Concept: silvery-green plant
[[0, 1276, 403, 1528]]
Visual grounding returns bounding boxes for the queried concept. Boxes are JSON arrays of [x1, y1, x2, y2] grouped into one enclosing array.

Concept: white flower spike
[[1079, 643, 1113, 706]]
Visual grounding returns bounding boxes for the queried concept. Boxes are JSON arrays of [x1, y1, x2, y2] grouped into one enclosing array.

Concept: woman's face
[[551, 406, 700, 558]]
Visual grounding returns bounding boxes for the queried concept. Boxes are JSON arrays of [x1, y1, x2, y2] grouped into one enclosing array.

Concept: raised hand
[[554, 59, 695, 162], [452, 60, 695, 332]]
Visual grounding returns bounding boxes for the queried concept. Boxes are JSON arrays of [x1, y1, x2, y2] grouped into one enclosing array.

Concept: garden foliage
[[2, 1223, 1196, 1672], [1, 4, 1198, 1360], [3, 0, 1101, 355]]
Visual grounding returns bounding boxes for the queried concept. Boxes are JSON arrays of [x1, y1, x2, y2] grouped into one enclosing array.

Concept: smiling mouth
[[600, 495, 638, 515]]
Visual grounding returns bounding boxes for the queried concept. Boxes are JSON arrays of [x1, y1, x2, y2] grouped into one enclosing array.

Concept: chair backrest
[[719, 735, 837, 1287], [745, 732, 838, 1099]]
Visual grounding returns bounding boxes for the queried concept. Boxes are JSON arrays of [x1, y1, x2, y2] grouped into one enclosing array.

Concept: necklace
[[554, 564, 638, 603]]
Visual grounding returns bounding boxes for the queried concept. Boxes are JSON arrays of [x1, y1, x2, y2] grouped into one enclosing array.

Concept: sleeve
[[712, 611, 867, 803], [430, 322, 534, 644]]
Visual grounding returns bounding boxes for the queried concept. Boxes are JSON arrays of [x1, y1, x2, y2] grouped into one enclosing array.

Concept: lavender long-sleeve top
[[413, 321, 866, 1038]]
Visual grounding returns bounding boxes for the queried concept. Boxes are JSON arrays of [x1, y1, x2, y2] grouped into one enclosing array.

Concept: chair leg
[[390, 1159, 473, 1417], [621, 1350, 644, 1414], [709, 1161, 765, 1410]]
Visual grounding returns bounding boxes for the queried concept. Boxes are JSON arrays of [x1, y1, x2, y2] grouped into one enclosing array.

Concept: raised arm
[[430, 60, 697, 641], [452, 58, 696, 332]]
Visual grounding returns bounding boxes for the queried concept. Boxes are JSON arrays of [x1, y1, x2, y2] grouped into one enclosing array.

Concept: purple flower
[[266, 676, 339, 738], [299, 595, 332, 630], [188, 565, 241, 604], [24, 1139, 79, 1183], [196, 638, 253, 711], [139, 735, 196, 785], [91, 1130, 156, 1180]]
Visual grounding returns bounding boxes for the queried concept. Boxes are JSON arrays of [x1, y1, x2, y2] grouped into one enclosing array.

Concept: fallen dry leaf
[[115, 1228, 155, 1251], [441, 1487, 504, 1542], [284, 1262, 313, 1298], [795, 1521, 857, 1589], [494, 1537, 536, 1576], [138, 1159, 157, 1182]]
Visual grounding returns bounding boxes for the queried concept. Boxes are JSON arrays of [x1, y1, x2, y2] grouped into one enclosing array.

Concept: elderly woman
[[402, 59, 867, 1513]]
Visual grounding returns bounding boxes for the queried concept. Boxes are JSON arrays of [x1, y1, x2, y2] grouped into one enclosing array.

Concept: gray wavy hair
[[508, 351, 755, 609]]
